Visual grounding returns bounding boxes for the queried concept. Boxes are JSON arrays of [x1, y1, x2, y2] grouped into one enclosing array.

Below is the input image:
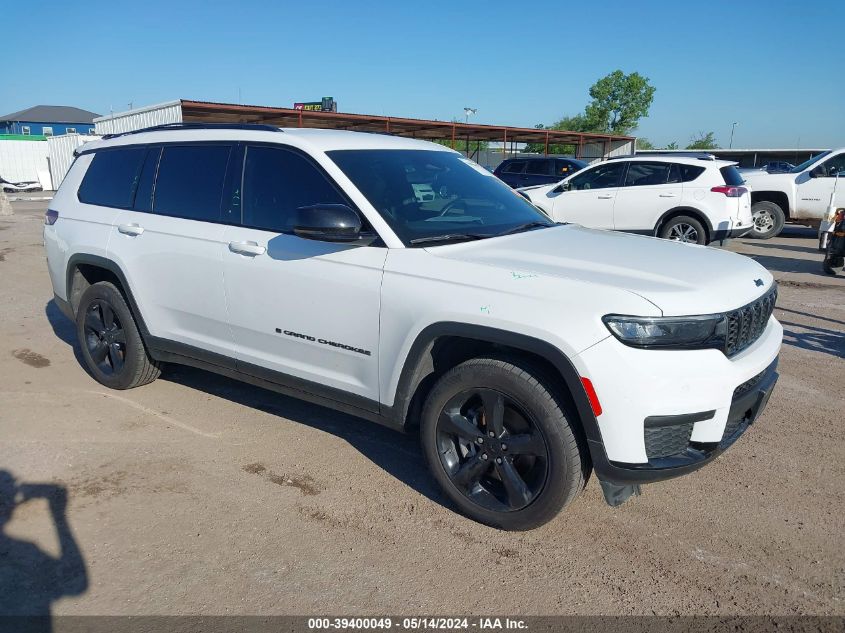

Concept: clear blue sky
[[2, 0, 843, 148]]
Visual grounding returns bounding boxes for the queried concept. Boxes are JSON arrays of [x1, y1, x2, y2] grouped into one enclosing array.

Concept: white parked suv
[[518, 155, 754, 245], [44, 124, 782, 530]]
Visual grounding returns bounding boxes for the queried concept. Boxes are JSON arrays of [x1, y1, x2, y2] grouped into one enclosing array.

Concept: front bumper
[[592, 357, 778, 485]]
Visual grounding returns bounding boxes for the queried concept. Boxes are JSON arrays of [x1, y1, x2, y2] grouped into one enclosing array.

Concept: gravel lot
[[0, 199, 842, 617]]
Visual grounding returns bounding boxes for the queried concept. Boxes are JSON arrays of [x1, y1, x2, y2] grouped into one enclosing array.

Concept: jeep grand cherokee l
[[44, 123, 782, 530]]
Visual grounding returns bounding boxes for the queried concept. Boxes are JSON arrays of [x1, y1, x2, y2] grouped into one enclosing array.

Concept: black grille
[[645, 423, 694, 459], [725, 286, 777, 357], [733, 369, 766, 398]]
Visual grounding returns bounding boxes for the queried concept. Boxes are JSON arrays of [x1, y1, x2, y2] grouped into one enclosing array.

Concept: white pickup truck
[[743, 148, 844, 240]]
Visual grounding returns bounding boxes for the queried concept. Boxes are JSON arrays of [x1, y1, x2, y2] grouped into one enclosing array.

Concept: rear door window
[[555, 159, 579, 177], [242, 145, 349, 233], [153, 145, 233, 222], [132, 147, 161, 212], [719, 165, 745, 186], [623, 161, 671, 187], [78, 147, 147, 208], [525, 159, 552, 175]]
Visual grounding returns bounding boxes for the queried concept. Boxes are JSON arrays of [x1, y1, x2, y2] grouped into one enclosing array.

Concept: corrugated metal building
[[0, 138, 51, 187], [47, 134, 101, 188], [94, 99, 635, 161]]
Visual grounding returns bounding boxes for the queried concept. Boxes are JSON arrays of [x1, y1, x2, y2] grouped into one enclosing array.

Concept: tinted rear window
[[525, 159, 552, 175], [133, 147, 161, 212], [720, 165, 745, 186], [153, 145, 232, 222], [624, 161, 671, 186], [670, 164, 706, 182], [78, 147, 147, 208]]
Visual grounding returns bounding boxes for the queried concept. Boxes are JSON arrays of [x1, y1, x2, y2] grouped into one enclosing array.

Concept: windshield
[[790, 151, 831, 173], [328, 149, 554, 246]]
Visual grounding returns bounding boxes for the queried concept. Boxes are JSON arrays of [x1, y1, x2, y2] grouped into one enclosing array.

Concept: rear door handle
[[228, 240, 266, 257], [117, 223, 144, 236], [597, 194, 614, 199], [659, 193, 677, 198]]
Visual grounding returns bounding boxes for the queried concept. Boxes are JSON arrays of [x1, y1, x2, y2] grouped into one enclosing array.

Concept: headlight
[[602, 314, 726, 350]]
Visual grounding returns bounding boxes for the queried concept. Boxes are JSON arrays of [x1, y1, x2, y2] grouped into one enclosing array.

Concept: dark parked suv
[[494, 156, 588, 188]]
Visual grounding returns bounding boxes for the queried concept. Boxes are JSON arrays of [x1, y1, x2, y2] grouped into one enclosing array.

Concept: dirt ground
[[0, 199, 842, 617]]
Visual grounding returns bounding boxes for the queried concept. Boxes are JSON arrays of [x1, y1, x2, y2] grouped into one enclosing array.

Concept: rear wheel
[[76, 281, 160, 389], [659, 215, 707, 245], [420, 357, 586, 530], [750, 201, 785, 239]]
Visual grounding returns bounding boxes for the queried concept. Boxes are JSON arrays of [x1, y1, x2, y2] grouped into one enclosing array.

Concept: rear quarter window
[[720, 165, 745, 186], [673, 164, 706, 183], [77, 147, 147, 208]]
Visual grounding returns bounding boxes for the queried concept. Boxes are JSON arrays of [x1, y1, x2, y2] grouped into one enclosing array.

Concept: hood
[[427, 225, 774, 316], [741, 170, 796, 188]]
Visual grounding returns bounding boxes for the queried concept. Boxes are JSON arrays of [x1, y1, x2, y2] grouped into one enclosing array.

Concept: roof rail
[[101, 122, 282, 140]]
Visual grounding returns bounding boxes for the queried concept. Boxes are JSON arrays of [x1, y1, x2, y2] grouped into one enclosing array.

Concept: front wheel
[[750, 201, 785, 239], [420, 357, 587, 530]]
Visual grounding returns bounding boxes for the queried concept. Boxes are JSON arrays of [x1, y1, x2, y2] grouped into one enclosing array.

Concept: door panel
[[221, 143, 386, 401], [107, 143, 236, 356], [109, 211, 233, 355], [549, 161, 626, 228], [222, 228, 386, 400], [613, 161, 680, 232]]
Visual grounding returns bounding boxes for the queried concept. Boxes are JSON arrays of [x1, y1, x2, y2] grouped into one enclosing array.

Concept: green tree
[[686, 131, 718, 150], [636, 137, 655, 150], [583, 70, 656, 135], [666, 141, 679, 150]]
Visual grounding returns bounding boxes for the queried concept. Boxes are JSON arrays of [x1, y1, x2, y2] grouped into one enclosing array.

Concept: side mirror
[[554, 181, 572, 193], [293, 204, 362, 242]]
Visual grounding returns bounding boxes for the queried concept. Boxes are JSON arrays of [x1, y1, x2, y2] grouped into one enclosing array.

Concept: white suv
[[518, 155, 754, 245], [44, 124, 782, 530]]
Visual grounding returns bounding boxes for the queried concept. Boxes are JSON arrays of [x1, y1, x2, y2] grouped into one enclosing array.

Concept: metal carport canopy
[[179, 99, 633, 152]]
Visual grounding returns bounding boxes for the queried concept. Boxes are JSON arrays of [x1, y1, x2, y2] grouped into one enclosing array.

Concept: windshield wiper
[[495, 221, 555, 237], [409, 233, 489, 246]]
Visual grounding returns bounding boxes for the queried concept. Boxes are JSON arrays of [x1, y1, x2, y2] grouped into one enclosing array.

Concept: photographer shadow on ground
[[0, 470, 88, 629]]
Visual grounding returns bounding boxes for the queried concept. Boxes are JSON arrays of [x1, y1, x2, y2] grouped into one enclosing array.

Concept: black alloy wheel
[[83, 300, 127, 375], [436, 387, 549, 513]]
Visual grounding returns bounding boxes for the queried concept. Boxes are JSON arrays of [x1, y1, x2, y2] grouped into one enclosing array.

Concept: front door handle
[[659, 193, 677, 198], [597, 194, 614, 199], [117, 223, 144, 236], [228, 240, 266, 257]]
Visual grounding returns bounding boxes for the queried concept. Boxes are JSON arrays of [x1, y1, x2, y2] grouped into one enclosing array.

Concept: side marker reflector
[[580, 377, 602, 417]]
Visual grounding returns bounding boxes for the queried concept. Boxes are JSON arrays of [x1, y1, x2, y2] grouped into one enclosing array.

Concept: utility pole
[[729, 122, 738, 149]]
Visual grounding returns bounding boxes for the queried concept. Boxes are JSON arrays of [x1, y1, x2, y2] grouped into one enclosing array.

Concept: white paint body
[[742, 148, 845, 222], [518, 155, 753, 242], [45, 128, 782, 466]]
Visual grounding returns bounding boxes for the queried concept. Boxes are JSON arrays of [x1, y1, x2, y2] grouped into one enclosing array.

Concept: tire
[[659, 215, 707, 245], [420, 356, 587, 530], [75, 281, 160, 389], [750, 201, 785, 239]]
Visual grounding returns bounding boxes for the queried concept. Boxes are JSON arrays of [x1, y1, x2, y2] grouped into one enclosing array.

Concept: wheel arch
[[653, 206, 713, 242], [388, 323, 603, 451], [65, 253, 150, 336], [750, 191, 790, 218]]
